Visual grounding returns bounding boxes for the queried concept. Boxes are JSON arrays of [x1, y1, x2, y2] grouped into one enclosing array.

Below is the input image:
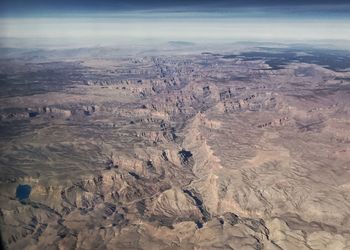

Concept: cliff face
[[1, 50, 350, 249]]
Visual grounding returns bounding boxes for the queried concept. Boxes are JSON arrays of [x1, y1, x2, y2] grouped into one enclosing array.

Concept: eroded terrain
[[1, 45, 350, 249]]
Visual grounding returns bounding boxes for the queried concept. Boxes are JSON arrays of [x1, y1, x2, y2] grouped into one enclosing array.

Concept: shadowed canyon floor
[[0, 45, 350, 249]]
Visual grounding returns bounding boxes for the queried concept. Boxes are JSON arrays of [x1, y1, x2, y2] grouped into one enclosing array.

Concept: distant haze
[[0, 3, 350, 48]]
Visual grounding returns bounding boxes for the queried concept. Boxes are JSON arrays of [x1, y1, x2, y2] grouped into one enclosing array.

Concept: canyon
[[0, 45, 350, 249]]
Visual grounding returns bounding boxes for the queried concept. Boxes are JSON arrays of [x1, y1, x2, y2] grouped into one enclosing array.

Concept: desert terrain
[[0, 44, 350, 249]]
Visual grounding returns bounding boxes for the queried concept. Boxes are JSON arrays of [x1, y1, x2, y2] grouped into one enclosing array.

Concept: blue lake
[[16, 184, 31, 201]]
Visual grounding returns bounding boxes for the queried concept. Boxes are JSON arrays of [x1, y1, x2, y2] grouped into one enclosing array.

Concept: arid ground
[[1, 44, 350, 249]]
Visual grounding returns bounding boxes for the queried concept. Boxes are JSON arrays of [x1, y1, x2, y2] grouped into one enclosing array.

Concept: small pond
[[16, 184, 31, 201]]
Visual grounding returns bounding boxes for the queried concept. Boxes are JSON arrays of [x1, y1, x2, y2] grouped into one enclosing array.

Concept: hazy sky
[[0, 0, 349, 48], [1, 0, 350, 14]]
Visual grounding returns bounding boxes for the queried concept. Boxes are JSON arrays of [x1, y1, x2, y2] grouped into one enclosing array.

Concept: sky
[[0, 0, 349, 48], [1, 0, 350, 14]]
